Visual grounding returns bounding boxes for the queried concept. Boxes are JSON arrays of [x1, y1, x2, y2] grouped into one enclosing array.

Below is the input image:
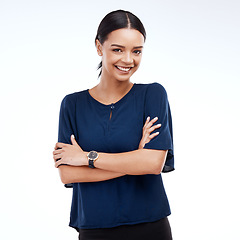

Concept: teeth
[[117, 66, 131, 72]]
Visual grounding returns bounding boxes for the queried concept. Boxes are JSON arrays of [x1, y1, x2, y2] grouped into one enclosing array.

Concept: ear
[[95, 39, 103, 56]]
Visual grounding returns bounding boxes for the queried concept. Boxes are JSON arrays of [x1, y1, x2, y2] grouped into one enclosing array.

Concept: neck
[[96, 76, 133, 100]]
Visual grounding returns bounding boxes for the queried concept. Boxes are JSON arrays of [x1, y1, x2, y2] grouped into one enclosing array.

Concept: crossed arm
[[53, 116, 168, 184]]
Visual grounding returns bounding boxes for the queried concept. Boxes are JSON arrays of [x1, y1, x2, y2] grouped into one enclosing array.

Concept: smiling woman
[[96, 28, 144, 80], [95, 10, 146, 78], [53, 9, 174, 240]]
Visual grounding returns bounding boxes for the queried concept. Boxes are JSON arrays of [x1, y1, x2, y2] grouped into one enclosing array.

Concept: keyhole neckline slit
[[87, 83, 136, 107]]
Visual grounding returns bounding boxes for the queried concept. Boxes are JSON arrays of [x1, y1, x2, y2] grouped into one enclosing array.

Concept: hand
[[138, 116, 161, 149], [53, 135, 87, 168]]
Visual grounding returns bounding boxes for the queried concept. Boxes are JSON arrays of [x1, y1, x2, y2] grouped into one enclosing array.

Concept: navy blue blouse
[[57, 82, 174, 229]]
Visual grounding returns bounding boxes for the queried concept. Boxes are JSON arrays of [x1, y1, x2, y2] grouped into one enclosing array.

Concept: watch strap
[[88, 159, 96, 168]]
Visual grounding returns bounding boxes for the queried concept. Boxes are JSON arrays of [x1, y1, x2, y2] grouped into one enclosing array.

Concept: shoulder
[[135, 82, 168, 99], [147, 82, 167, 95], [61, 89, 87, 107], [136, 82, 166, 92], [62, 90, 87, 103]]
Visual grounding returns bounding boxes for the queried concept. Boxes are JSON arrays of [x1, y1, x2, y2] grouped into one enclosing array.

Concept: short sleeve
[[58, 95, 76, 187], [58, 95, 76, 144], [143, 83, 174, 173]]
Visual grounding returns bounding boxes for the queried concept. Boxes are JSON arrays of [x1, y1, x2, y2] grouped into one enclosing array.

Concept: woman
[[53, 10, 174, 240]]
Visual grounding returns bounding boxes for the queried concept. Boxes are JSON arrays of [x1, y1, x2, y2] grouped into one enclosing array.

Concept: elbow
[[60, 176, 69, 185], [58, 166, 71, 184], [61, 175, 73, 185], [59, 172, 68, 184], [152, 162, 164, 175], [151, 150, 168, 175]]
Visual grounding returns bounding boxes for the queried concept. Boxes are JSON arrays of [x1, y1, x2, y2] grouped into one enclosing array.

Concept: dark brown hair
[[95, 10, 146, 77]]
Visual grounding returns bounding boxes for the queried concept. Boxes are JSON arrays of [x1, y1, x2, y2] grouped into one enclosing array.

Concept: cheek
[[103, 53, 118, 65], [134, 56, 142, 66]]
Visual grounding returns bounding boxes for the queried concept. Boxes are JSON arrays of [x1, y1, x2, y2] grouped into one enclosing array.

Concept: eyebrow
[[111, 44, 143, 49]]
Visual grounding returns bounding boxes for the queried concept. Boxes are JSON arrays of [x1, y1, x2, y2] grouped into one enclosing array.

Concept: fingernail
[[156, 132, 159, 134], [71, 134, 75, 138], [154, 117, 158, 120], [147, 116, 150, 120], [157, 124, 161, 127]]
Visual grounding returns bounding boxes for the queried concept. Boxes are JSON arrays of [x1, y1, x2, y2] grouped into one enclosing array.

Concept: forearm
[[94, 149, 167, 175], [58, 165, 125, 184]]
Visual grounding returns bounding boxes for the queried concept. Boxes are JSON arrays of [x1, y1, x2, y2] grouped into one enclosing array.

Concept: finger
[[148, 132, 159, 139], [150, 116, 158, 123], [54, 143, 62, 150], [54, 144, 60, 150], [144, 116, 158, 129], [54, 156, 64, 166], [143, 116, 150, 128], [148, 123, 161, 133], [148, 116, 158, 126], [53, 149, 63, 155], [55, 142, 67, 149], [53, 153, 62, 161], [143, 121, 160, 137], [71, 134, 78, 146], [55, 160, 61, 168]]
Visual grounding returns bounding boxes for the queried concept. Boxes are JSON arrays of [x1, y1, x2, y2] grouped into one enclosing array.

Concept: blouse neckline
[[87, 83, 136, 107]]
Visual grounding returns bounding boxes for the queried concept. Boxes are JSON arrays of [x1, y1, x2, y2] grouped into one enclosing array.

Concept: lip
[[115, 65, 133, 73]]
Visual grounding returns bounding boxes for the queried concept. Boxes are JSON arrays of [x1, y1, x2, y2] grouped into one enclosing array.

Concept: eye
[[113, 49, 122, 53], [133, 50, 142, 55]]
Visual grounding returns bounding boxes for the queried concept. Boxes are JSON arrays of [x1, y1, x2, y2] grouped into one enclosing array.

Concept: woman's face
[[96, 28, 144, 82]]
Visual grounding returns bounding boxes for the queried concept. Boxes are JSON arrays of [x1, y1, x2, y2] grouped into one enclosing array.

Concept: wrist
[[81, 151, 89, 166]]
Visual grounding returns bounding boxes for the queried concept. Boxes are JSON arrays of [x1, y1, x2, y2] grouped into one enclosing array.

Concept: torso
[[58, 82, 173, 229]]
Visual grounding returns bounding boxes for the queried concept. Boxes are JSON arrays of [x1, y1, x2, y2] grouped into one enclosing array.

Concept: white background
[[1, 0, 239, 239]]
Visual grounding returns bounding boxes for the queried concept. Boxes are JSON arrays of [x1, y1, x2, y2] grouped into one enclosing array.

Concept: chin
[[114, 74, 133, 82]]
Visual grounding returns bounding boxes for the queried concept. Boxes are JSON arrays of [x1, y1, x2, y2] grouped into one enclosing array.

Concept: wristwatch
[[87, 150, 99, 168]]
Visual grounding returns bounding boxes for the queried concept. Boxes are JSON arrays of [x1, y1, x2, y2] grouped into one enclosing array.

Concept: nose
[[122, 52, 133, 64]]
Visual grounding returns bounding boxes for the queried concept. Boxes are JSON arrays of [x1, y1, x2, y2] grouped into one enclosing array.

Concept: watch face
[[88, 151, 98, 160]]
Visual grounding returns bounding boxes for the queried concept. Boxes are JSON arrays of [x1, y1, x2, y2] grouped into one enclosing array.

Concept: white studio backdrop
[[0, 0, 239, 239]]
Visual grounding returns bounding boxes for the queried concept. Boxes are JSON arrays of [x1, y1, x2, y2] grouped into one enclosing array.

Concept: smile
[[115, 66, 132, 72]]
